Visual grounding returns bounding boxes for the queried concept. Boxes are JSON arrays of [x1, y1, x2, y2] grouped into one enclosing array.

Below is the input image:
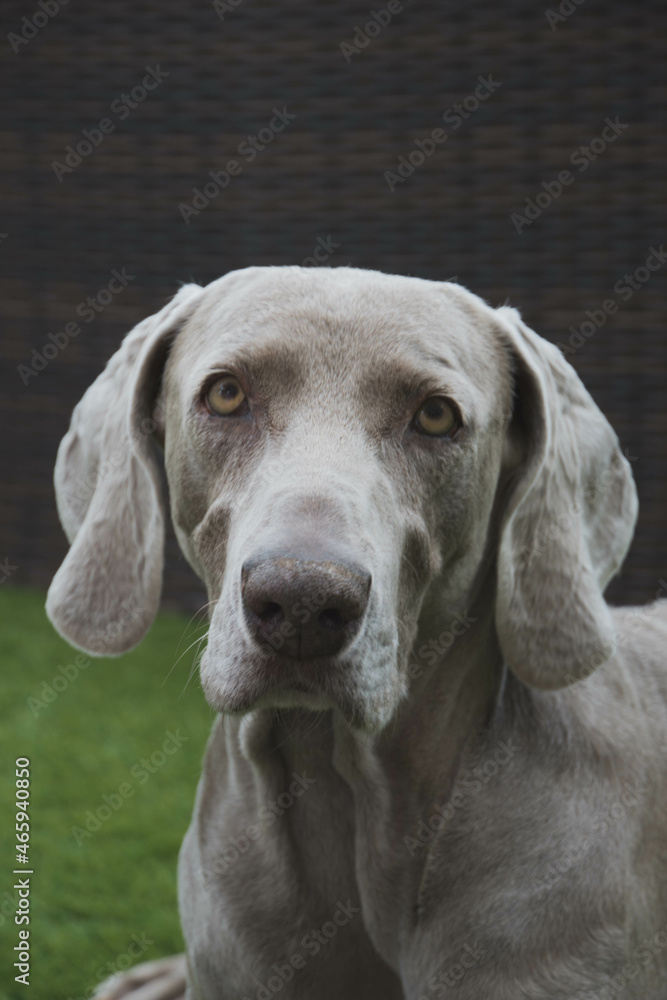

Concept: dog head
[[47, 267, 637, 731]]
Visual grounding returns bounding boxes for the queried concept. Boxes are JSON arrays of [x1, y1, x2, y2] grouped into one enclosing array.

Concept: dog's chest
[[178, 715, 405, 998]]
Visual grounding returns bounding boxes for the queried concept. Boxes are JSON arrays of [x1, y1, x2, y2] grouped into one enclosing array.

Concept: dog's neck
[[228, 581, 505, 958], [240, 588, 505, 957]]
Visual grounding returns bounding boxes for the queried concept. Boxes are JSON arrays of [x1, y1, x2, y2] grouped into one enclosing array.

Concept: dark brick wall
[[1, 0, 665, 611]]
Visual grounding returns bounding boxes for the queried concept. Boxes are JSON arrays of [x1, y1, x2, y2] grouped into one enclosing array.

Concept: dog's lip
[[224, 678, 334, 717], [250, 647, 347, 678], [200, 645, 378, 730], [254, 665, 331, 701], [199, 638, 367, 718], [278, 678, 316, 694], [219, 656, 338, 713]]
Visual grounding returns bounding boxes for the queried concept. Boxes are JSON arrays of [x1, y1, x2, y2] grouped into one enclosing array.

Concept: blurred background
[[0, 1, 665, 997]]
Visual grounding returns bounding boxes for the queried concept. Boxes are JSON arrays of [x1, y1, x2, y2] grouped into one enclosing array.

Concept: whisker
[[162, 599, 213, 686], [179, 639, 208, 699]]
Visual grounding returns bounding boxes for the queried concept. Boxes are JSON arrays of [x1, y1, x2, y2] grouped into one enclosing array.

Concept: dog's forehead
[[169, 267, 506, 403]]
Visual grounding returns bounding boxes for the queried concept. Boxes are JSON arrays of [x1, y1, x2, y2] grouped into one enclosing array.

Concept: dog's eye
[[206, 376, 246, 415], [415, 397, 458, 437]]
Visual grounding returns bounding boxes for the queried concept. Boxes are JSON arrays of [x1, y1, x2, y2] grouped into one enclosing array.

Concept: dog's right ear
[[46, 284, 204, 657], [493, 306, 637, 690]]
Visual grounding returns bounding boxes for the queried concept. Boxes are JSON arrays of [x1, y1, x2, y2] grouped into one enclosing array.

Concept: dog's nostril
[[318, 608, 345, 632], [257, 601, 283, 624]]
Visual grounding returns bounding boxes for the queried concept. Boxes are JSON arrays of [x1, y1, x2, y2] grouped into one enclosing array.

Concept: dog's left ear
[[46, 284, 203, 656], [493, 306, 638, 690]]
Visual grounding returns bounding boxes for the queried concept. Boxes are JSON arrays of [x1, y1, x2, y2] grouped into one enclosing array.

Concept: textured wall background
[[1, 0, 665, 612]]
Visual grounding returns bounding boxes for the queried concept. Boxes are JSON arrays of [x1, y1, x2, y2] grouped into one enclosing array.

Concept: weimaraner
[[47, 267, 667, 999]]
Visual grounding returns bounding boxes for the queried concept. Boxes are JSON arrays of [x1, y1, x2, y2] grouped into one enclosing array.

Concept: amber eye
[[205, 375, 246, 415], [415, 397, 458, 437]]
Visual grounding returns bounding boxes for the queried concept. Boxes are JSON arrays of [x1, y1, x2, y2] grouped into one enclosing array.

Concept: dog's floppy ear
[[46, 284, 204, 656], [494, 306, 638, 690]]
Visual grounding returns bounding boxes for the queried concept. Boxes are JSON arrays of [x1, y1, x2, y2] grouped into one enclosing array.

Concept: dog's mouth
[[225, 652, 342, 710], [198, 639, 375, 729], [199, 568, 402, 732]]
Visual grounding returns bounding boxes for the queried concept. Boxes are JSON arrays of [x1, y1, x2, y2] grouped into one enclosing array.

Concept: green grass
[[0, 587, 215, 1000]]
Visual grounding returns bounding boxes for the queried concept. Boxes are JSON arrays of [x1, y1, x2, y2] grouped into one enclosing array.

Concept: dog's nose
[[241, 555, 371, 660]]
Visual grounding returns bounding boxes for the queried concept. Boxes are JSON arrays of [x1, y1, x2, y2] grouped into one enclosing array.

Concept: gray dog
[[47, 267, 667, 999]]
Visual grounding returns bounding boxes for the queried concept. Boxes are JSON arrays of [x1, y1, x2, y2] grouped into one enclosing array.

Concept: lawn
[[0, 586, 215, 1000]]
